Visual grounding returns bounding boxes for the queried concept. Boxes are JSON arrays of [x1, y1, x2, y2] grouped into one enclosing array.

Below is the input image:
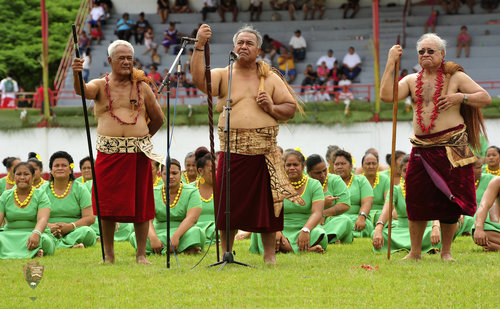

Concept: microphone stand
[[208, 51, 251, 270], [158, 37, 189, 269]]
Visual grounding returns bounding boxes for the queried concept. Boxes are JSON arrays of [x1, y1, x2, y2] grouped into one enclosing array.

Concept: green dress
[[321, 173, 354, 244], [83, 180, 133, 242], [0, 177, 6, 196], [250, 177, 328, 254], [456, 173, 496, 237], [129, 183, 205, 254], [195, 194, 216, 246], [345, 174, 374, 238], [181, 172, 197, 185], [42, 181, 97, 248], [0, 189, 56, 258], [368, 173, 390, 224], [372, 184, 441, 253]]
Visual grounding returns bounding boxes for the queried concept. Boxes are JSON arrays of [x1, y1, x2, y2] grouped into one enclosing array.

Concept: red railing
[[3, 81, 499, 110], [52, 0, 92, 99]]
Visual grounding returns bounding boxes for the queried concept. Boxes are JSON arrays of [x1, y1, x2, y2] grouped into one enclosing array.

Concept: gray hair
[[233, 25, 263, 48], [416, 33, 447, 54], [108, 40, 134, 58]]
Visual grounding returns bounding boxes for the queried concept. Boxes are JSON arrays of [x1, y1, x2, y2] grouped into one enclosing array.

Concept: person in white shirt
[[316, 49, 336, 70], [250, 0, 263, 21], [0, 73, 19, 108], [87, 2, 106, 34], [342, 46, 362, 80], [315, 86, 331, 102], [289, 30, 307, 61]]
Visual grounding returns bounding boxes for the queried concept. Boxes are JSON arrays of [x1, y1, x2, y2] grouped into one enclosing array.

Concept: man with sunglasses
[[380, 33, 491, 261]]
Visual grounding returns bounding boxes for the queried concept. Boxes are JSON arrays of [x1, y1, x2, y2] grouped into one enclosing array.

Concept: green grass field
[[1, 236, 498, 308]]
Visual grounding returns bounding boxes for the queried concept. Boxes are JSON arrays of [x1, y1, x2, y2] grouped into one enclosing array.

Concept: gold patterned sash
[[218, 126, 305, 217], [410, 125, 477, 168], [96, 134, 165, 164]]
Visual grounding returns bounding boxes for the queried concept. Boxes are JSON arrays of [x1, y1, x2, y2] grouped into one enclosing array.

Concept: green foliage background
[[0, 0, 81, 90]]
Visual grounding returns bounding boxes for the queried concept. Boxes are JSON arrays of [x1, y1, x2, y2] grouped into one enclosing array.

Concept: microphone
[[181, 37, 198, 43], [230, 51, 239, 61]]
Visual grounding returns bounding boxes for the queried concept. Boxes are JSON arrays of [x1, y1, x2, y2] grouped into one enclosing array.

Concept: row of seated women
[[1, 144, 499, 259]]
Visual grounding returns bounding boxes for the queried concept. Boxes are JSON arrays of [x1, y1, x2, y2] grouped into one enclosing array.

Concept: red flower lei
[[414, 62, 444, 134], [105, 73, 142, 125]]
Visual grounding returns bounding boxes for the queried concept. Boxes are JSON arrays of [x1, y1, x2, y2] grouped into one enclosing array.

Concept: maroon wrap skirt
[[406, 127, 477, 221], [216, 152, 284, 233], [92, 151, 155, 223]]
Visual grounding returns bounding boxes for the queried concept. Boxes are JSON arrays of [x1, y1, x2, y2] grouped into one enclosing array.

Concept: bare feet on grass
[[98, 255, 115, 264], [35, 250, 44, 258], [136, 255, 152, 265], [307, 245, 325, 253], [72, 243, 85, 248], [402, 251, 421, 260], [441, 252, 457, 262], [263, 255, 276, 265]]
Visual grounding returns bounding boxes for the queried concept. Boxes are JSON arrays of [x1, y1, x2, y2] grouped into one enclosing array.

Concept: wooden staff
[[204, 43, 220, 262], [387, 39, 401, 260], [71, 24, 105, 262]]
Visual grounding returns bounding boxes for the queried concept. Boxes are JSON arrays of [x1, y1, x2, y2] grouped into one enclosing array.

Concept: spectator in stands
[[250, 0, 263, 21], [424, 7, 438, 33], [184, 48, 194, 73], [462, 0, 477, 14], [310, 0, 326, 19], [301, 64, 318, 91], [151, 48, 161, 66], [277, 48, 297, 84], [171, 0, 192, 13], [343, 0, 360, 19], [218, 0, 238, 22], [289, 0, 310, 20], [481, 0, 499, 13], [457, 25, 471, 58], [115, 13, 135, 42], [257, 49, 272, 66], [441, 0, 460, 14], [162, 22, 180, 54], [90, 24, 104, 45], [143, 27, 158, 55], [262, 34, 285, 61], [202, 0, 218, 22], [148, 65, 162, 86], [338, 73, 354, 106], [94, 0, 112, 18], [316, 61, 330, 85], [134, 59, 146, 75], [183, 70, 197, 96], [157, 0, 170, 24], [190, 23, 202, 39], [327, 60, 341, 95], [0, 72, 19, 108], [82, 48, 92, 83], [342, 46, 362, 81], [135, 12, 151, 45], [315, 86, 331, 102], [289, 29, 307, 61], [87, 2, 106, 34], [271, 0, 290, 10], [79, 31, 90, 55], [316, 49, 336, 70]]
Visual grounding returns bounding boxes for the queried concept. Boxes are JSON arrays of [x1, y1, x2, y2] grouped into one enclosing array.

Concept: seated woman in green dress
[[1, 156, 21, 195], [332, 150, 374, 238], [250, 150, 327, 254], [0, 162, 55, 258], [306, 154, 353, 244], [473, 176, 500, 251], [483, 146, 500, 177], [379, 150, 406, 186], [474, 158, 498, 222], [75, 156, 93, 187], [181, 152, 198, 184], [372, 155, 441, 255], [360, 152, 390, 224], [27, 152, 46, 190], [43, 151, 96, 249], [130, 159, 205, 254], [193, 147, 216, 245], [354, 148, 388, 175]]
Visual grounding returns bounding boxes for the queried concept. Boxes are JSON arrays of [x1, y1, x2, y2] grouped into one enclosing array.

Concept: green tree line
[[0, 0, 81, 90]]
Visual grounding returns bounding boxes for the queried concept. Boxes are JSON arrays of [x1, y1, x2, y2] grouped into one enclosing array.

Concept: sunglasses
[[418, 48, 435, 55]]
